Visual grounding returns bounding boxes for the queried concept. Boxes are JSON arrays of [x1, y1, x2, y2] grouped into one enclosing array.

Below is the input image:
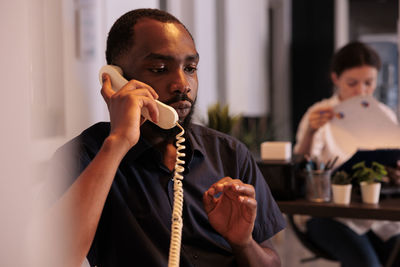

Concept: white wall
[[192, 0, 218, 122], [0, 1, 35, 266], [168, 0, 270, 121], [225, 0, 269, 117], [270, 0, 292, 141]]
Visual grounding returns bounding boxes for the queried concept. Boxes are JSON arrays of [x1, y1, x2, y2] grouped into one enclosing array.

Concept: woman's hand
[[386, 160, 400, 186], [308, 106, 335, 131], [101, 73, 160, 150]]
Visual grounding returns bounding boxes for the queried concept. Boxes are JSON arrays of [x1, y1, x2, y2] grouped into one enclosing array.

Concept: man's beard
[[146, 97, 196, 141]]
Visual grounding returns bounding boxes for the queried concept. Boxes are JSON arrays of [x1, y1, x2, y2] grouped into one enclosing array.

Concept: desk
[[277, 197, 400, 221], [279, 198, 400, 267], [257, 160, 300, 200]]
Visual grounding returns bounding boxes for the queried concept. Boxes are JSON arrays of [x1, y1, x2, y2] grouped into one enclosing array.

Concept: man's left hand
[[203, 177, 257, 248]]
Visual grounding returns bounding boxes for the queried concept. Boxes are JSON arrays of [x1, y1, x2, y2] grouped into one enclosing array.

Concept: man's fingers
[[117, 79, 159, 100], [140, 97, 159, 124], [101, 75, 159, 104], [128, 80, 159, 100], [206, 177, 232, 194], [239, 196, 257, 223], [239, 196, 257, 210], [203, 190, 216, 213], [230, 184, 256, 198], [101, 74, 114, 104], [206, 178, 255, 199]]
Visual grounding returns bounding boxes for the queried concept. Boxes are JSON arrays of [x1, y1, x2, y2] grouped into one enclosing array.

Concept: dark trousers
[[306, 217, 400, 267]]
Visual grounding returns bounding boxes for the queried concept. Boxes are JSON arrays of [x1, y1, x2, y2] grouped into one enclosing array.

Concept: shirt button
[[193, 254, 199, 260]]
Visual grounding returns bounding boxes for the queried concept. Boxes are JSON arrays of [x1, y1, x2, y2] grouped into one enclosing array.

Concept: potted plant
[[351, 161, 387, 204], [331, 171, 353, 205], [206, 103, 241, 135]]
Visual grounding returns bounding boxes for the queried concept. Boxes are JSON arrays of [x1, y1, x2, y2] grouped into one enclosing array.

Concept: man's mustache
[[164, 93, 194, 105]]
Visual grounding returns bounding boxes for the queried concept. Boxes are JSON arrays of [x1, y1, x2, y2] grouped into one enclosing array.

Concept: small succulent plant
[[331, 171, 352, 185], [351, 161, 387, 184]]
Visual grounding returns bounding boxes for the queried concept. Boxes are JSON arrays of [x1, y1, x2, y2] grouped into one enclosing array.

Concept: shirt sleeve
[[236, 143, 286, 242]]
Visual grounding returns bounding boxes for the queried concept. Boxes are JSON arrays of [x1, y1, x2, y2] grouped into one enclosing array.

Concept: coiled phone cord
[[168, 122, 186, 267]]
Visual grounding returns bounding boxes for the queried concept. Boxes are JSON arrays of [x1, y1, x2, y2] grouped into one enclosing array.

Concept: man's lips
[[170, 101, 192, 117], [170, 101, 191, 109]]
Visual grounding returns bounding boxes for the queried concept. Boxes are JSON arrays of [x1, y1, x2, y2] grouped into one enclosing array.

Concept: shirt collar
[[185, 124, 206, 158], [124, 136, 160, 163], [123, 124, 206, 163]]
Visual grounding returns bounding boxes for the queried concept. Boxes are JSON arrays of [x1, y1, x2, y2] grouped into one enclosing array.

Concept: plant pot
[[332, 184, 352, 205], [360, 182, 381, 204]]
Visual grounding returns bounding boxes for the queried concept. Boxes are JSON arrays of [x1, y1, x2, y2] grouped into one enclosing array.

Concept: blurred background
[[0, 0, 398, 266]]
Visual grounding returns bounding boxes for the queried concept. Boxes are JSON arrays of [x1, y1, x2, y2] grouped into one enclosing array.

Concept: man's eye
[[149, 67, 166, 73], [185, 66, 197, 74]]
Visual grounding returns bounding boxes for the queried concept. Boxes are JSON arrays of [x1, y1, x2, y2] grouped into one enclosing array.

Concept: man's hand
[[203, 177, 257, 248], [101, 73, 160, 150]]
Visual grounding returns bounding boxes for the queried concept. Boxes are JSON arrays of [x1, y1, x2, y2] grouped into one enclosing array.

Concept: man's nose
[[170, 70, 191, 94]]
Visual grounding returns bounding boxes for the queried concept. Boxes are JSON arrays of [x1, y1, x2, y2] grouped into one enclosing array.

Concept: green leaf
[[332, 171, 352, 185], [206, 102, 241, 134], [351, 161, 387, 184]]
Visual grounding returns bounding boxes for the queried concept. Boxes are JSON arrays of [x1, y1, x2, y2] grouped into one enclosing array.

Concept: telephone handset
[[99, 65, 185, 267], [98, 65, 179, 129]]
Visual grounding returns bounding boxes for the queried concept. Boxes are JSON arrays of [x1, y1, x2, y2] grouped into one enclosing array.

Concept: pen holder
[[306, 170, 331, 202]]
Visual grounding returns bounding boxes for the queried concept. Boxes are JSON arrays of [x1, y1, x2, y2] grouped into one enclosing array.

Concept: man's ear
[[331, 72, 339, 87]]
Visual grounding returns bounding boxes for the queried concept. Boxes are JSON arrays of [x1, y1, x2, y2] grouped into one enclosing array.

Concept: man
[[49, 8, 285, 267]]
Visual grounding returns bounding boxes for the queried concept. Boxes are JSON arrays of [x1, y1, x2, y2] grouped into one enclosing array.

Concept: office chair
[[287, 215, 338, 263]]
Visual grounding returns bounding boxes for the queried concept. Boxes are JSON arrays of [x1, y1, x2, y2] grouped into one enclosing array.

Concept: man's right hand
[[100, 73, 160, 150]]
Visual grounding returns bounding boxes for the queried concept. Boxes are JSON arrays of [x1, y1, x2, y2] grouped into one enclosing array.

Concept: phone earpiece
[[99, 65, 179, 129]]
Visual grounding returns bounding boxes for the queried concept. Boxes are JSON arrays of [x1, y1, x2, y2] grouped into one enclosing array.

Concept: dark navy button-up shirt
[[51, 122, 285, 267]]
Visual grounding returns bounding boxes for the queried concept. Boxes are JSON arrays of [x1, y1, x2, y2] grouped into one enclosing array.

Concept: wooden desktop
[[277, 197, 400, 221]]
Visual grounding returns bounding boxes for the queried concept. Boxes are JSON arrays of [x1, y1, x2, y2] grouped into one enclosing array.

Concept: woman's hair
[[105, 8, 193, 64], [331, 41, 381, 77]]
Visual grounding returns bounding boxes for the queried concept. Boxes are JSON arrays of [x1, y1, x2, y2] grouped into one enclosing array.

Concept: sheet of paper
[[327, 95, 400, 159]]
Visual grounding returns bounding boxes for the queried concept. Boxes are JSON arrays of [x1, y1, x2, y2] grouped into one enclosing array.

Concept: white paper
[[327, 95, 400, 159]]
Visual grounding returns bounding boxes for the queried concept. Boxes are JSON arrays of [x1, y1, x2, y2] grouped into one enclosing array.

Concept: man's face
[[116, 18, 199, 123]]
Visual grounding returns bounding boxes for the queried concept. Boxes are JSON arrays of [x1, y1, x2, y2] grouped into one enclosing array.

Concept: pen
[[319, 162, 325, 170], [325, 159, 332, 170], [330, 156, 339, 169]]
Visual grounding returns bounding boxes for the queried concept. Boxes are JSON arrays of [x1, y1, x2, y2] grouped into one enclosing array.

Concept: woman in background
[[294, 41, 400, 267], [294, 41, 397, 166]]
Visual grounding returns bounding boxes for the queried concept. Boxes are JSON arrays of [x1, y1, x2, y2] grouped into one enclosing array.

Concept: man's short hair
[[105, 8, 193, 64]]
